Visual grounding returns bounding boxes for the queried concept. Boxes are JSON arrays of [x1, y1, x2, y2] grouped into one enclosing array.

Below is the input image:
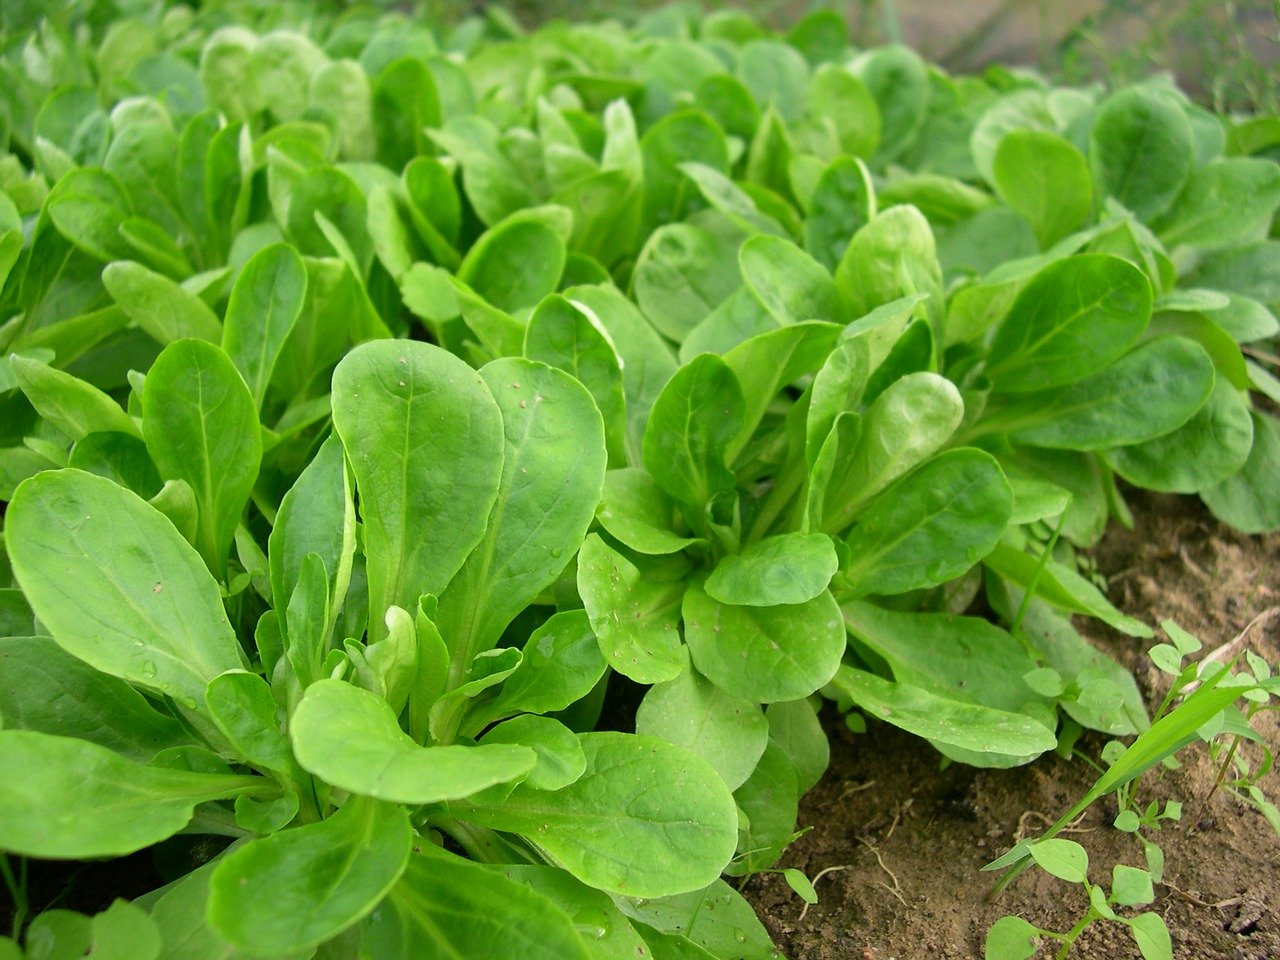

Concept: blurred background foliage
[[449, 0, 1280, 114], [3, 0, 1277, 113]]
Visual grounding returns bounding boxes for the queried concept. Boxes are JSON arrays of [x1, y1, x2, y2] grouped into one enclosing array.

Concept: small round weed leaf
[[1127, 912, 1173, 960], [1101, 740, 1127, 764], [1022, 667, 1065, 698], [1143, 840, 1165, 882], [783, 869, 818, 904], [1028, 838, 1088, 883], [984, 915, 1040, 960], [1089, 883, 1119, 919], [89, 900, 162, 960], [1114, 810, 1141, 832], [1111, 864, 1155, 907], [1147, 644, 1183, 676], [1159, 620, 1202, 656]]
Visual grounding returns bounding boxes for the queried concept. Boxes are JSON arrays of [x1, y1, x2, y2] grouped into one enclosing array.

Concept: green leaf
[[783, 869, 818, 904], [0, 730, 260, 858], [1090, 88, 1194, 221], [6, 469, 246, 708], [431, 116, 540, 227], [45, 168, 134, 261], [142, 339, 262, 579], [636, 661, 769, 791], [842, 601, 1053, 737], [291, 679, 535, 803], [457, 215, 566, 314], [479, 715, 586, 791], [577, 534, 686, 684], [842, 449, 1012, 596], [309, 59, 376, 161], [286, 167, 372, 273], [613, 879, 779, 960], [82, 900, 162, 960], [851, 45, 928, 164], [984, 915, 1040, 960], [1028, 837, 1088, 882], [821, 371, 963, 533], [366, 848, 592, 960], [705, 533, 837, 606], [808, 65, 879, 159], [642, 354, 744, 510], [985, 254, 1152, 393], [221, 243, 307, 410], [68, 431, 162, 499], [568, 285, 678, 464], [149, 863, 245, 960], [1186, 240, 1280, 315], [1114, 810, 1142, 832], [0, 636, 190, 760], [205, 670, 294, 776], [731, 738, 799, 875], [208, 796, 411, 954], [831, 667, 1057, 757], [766, 698, 829, 794], [993, 130, 1092, 248], [739, 39, 808, 122], [1126, 912, 1172, 960], [475, 610, 608, 729], [1202, 411, 1280, 533], [804, 155, 875, 270], [683, 582, 844, 703], [493, 864, 653, 960], [268, 434, 355, 620], [1156, 157, 1280, 249], [331, 341, 504, 638], [433, 358, 606, 676], [373, 57, 441, 170], [633, 224, 741, 342], [679, 162, 788, 238], [11, 356, 140, 440], [998, 336, 1214, 449], [722, 321, 842, 459], [19, 909, 92, 960], [806, 337, 870, 466], [739, 234, 841, 326], [452, 731, 738, 898], [1107, 375, 1254, 493], [524, 295, 627, 465], [835, 205, 940, 321], [1112, 864, 1155, 907], [985, 543, 1152, 638], [596, 468, 703, 555], [640, 110, 731, 234]]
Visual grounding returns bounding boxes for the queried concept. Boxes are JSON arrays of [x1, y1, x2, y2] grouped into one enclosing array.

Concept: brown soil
[[747, 490, 1280, 960]]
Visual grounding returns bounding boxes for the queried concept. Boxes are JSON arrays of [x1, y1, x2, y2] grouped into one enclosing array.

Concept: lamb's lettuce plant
[[0, 2, 1277, 957], [0, 339, 765, 958]]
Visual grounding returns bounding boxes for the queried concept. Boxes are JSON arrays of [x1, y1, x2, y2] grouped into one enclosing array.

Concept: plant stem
[[1055, 906, 1098, 959], [181, 806, 252, 839], [1010, 510, 1067, 638], [878, 0, 902, 43], [744, 454, 807, 543], [0, 854, 27, 941]]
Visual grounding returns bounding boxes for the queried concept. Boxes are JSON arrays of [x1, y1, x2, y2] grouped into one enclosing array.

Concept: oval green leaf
[[683, 582, 845, 703], [6, 469, 246, 707], [291, 679, 536, 803]]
